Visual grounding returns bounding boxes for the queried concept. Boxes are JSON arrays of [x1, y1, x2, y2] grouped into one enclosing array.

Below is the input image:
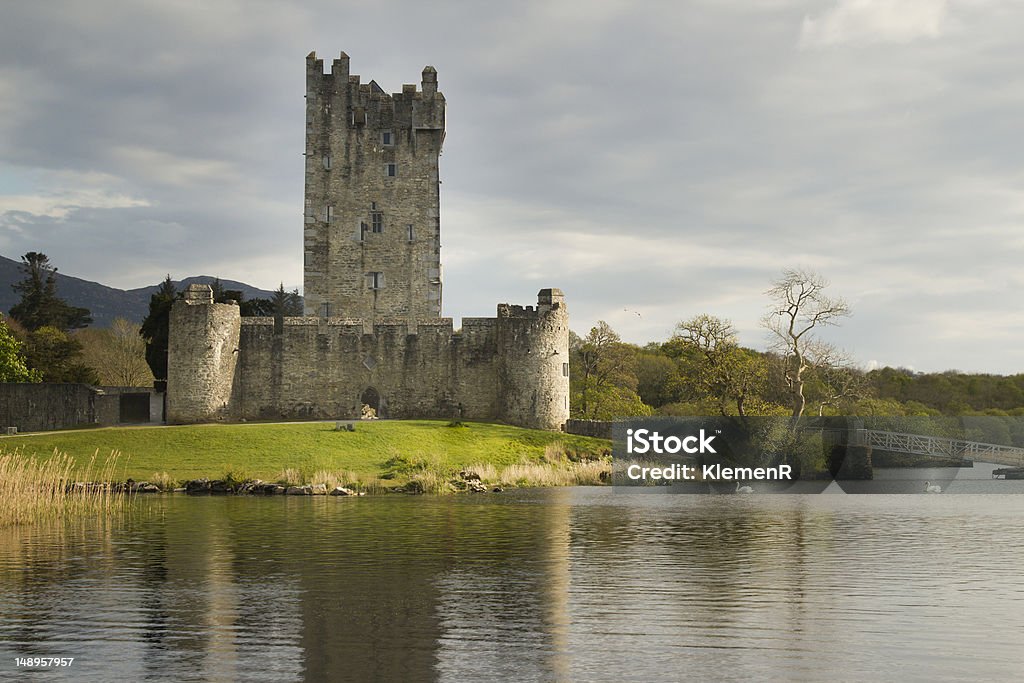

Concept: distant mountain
[[0, 253, 291, 328]]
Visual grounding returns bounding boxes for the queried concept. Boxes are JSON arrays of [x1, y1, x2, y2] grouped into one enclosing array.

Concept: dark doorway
[[360, 387, 381, 417], [119, 393, 151, 423]]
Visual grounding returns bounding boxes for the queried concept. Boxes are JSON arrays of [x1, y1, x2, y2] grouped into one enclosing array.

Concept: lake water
[[2, 474, 1024, 681]]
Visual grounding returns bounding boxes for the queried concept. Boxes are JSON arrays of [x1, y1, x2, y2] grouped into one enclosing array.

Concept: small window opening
[[371, 212, 383, 233], [381, 131, 393, 146], [322, 155, 332, 170], [407, 224, 414, 242], [385, 163, 397, 177]]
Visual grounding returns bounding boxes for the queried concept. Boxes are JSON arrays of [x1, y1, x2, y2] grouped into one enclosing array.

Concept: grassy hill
[[0, 420, 611, 491]]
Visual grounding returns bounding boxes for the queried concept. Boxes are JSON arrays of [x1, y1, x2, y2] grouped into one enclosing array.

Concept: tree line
[[570, 268, 1024, 421], [3, 254, 1022, 423], [0, 252, 300, 388]]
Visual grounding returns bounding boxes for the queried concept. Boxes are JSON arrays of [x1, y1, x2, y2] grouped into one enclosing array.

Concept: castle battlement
[[168, 52, 567, 430]]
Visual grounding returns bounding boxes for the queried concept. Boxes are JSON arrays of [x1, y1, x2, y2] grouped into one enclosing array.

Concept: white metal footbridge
[[850, 429, 1024, 467]]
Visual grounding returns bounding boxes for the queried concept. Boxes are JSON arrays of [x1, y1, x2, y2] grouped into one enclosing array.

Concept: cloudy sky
[[1, 0, 1022, 374]]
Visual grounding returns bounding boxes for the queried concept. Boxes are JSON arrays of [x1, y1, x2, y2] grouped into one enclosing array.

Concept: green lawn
[[0, 420, 610, 486]]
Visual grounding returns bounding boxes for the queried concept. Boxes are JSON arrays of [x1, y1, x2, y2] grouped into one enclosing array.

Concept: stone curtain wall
[[0, 384, 158, 433], [563, 419, 613, 440], [167, 289, 570, 431], [0, 383, 96, 433], [232, 317, 497, 421]]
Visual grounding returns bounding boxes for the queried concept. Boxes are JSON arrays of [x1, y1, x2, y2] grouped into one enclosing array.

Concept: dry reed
[[0, 447, 131, 527], [303, 468, 391, 494], [465, 459, 610, 488]]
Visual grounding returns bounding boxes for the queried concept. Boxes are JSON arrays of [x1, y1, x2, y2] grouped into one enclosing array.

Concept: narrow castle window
[[367, 272, 384, 290], [381, 131, 393, 146], [359, 222, 368, 241], [385, 163, 397, 177], [324, 205, 334, 223], [371, 212, 383, 233], [407, 224, 414, 242], [320, 302, 331, 317], [322, 155, 332, 170]]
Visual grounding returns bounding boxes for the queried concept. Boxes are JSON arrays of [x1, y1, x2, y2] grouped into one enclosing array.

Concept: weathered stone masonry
[[303, 51, 443, 324], [167, 52, 569, 430], [168, 284, 568, 430]]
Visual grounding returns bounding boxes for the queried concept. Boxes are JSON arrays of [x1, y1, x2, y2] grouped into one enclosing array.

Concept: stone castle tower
[[303, 51, 444, 323], [166, 52, 569, 431]]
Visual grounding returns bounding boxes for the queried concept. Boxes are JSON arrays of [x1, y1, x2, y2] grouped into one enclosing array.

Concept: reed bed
[[306, 468, 391, 495], [0, 447, 131, 527], [465, 460, 610, 488]]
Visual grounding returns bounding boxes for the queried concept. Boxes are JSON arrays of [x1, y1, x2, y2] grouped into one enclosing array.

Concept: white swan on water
[[735, 481, 754, 494], [924, 481, 942, 493]]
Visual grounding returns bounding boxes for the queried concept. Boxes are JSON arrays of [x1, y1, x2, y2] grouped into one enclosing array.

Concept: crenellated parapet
[[167, 52, 570, 431]]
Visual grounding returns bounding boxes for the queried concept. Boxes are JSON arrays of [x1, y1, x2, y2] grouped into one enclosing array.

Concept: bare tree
[[674, 314, 766, 418], [805, 342, 867, 416], [78, 318, 155, 387], [762, 269, 851, 421]]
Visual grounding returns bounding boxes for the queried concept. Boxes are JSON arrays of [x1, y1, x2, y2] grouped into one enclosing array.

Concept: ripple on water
[[1, 491, 1023, 681]]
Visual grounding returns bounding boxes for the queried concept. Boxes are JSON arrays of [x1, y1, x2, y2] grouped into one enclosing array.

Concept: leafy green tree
[[570, 321, 651, 420], [673, 314, 768, 418], [8, 252, 92, 331], [635, 351, 680, 408], [0, 315, 41, 382], [803, 352, 868, 416], [22, 326, 99, 383], [140, 276, 177, 392]]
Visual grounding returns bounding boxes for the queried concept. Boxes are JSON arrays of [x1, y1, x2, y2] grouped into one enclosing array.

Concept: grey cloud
[[0, 0, 1021, 372]]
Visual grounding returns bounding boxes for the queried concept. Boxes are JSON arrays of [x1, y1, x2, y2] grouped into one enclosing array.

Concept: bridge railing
[[850, 429, 1024, 465]]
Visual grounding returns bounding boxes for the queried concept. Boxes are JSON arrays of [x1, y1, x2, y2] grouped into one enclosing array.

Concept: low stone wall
[[0, 384, 160, 434], [563, 419, 613, 440], [0, 383, 97, 433]]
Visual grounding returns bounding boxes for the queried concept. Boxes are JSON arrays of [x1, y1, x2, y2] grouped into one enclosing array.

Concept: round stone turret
[[495, 289, 570, 430], [167, 284, 242, 423]]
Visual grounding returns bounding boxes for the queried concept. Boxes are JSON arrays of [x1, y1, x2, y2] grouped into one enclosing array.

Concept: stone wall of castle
[[303, 51, 444, 323], [167, 286, 569, 431], [165, 53, 571, 432], [496, 289, 570, 430], [167, 285, 241, 423]]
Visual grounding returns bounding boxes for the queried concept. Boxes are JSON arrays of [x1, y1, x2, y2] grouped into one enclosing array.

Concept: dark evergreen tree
[[140, 275, 177, 392], [240, 283, 302, 317], [271, 283, 303, 317], [9, 252, 92, 331], [22, 326, 100, 384]]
